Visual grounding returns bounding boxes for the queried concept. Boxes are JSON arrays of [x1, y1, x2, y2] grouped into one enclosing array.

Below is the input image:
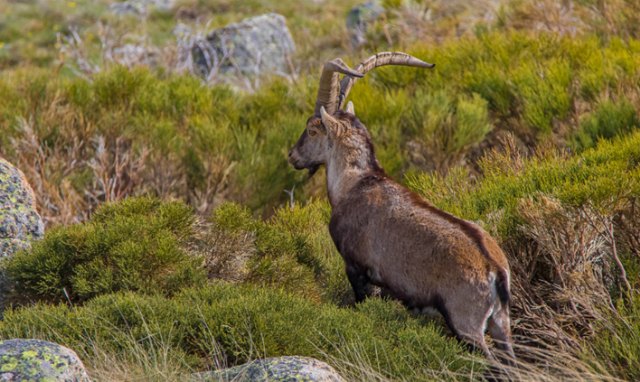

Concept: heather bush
[[202, 201, 350, 305], [4, 197, 206, 305], [572, 99, 640, 151], [403, 89, 493, 172]]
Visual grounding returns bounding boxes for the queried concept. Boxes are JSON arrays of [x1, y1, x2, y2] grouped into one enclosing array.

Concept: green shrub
[[512, 58, 572, 134], [572, 99, 640, 151], [0, 283, 479, 380], [403, 89, 492, 172], [4, 197, 206, 304], [208, 201, 350, 305], [406, 131, 640, 239]]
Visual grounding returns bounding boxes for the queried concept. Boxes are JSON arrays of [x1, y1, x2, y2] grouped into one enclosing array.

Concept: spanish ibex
[[288, 52, 515, 362]]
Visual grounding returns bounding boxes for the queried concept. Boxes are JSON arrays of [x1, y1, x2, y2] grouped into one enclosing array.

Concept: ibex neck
[[326, 157, 382, 208]]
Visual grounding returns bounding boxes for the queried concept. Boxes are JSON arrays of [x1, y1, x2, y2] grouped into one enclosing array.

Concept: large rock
[[0, 158, 43, 314], [192, 356, 345, 382], [191, 13, 295, 81], [0, 339, 90, 381], [0, 158, 43, 259]]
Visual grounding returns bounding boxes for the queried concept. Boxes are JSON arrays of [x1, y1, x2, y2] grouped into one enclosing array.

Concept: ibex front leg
[[345, 263, 372, 303]]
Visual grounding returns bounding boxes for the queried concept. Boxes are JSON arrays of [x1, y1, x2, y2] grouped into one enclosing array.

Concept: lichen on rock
[[192, 356, 346, 382], [0, 157, 44, 259], [0, 339, 90, 382]]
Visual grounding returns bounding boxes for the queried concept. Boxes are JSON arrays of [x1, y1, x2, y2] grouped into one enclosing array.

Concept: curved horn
[[314, 58, 363, 116], [338, 52, 434, 109]]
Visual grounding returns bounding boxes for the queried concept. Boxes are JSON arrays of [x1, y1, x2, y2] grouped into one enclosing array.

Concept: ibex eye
[[308, 129, 317, 137]]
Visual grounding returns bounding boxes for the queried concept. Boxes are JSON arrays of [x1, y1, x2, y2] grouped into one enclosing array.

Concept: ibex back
[[288, 52, 515, 362]]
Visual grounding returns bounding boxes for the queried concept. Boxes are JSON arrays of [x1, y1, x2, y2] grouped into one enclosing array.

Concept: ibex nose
[[288, 150, 293, 158]]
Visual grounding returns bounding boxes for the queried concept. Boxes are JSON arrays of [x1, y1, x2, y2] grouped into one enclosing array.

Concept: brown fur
[[289, 110, 515, 362]]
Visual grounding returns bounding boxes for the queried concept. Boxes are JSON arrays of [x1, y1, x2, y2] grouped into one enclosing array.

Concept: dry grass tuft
[[508, 195, 619, 353]]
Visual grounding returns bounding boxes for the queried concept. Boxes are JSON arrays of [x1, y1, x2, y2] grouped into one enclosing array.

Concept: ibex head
[[288, 52, 434, 175]]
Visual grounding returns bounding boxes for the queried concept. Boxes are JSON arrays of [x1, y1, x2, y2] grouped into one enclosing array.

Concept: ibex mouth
[[307, 164, 320, 178]]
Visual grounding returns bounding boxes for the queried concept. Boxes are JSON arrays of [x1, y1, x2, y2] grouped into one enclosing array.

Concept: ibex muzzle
[[289, 52, 515, 364]]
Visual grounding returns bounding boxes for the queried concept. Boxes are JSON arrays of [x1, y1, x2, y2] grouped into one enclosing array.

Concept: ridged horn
[[314, 58, 364, 116], [337, 52, 434, 109]]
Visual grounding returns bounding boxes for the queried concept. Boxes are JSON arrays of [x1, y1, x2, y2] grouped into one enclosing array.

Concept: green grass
[[0, 283, 480, 380]]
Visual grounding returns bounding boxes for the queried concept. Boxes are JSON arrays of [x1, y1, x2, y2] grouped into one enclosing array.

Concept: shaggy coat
[[289, 107, 515, 361]]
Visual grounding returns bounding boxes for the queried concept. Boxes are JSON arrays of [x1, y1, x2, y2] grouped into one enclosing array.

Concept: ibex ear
[[320, 106, 342, 138], [346, 101, 355, 115]]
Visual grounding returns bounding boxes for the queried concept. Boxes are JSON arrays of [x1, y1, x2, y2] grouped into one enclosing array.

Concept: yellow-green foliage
[[4, 197, 206, 304], [407, 131, 640, 239], [572, 99, 640, 151], [0, 283, 479, 380], [210, 201, 351, 304], [4, 32, 640, 223]]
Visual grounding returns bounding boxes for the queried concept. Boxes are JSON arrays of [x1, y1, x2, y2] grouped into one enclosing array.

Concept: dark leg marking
[[346, 264, 371, 303]]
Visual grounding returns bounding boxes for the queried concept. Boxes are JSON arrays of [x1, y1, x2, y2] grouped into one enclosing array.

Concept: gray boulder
[[0, 157, 43, 259], [110, 0, 174, 16], [0, 339, 90, 381], [346, 1, 385, 48], [192, 356, 345, 382], [191, 13, 295, 81], [0, 158, 43, 314]]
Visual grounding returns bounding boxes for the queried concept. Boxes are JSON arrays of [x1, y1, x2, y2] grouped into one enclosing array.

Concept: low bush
[[4, 197, 206, 305], [403, 89, 493, 172], [200, 201, 351, 305], [572, 99, 640, 151], [0, 283, 479, 380]]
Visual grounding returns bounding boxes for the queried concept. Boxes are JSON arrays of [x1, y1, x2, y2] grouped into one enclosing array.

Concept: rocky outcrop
[[0, 339, 90, 381], [192, 356, 345, 382], [191, 13, 295, 81], [0, 157, 43, 259]]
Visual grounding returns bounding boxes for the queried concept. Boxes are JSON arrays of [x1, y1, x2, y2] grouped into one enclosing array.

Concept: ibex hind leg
[[458, 331, 495, 361], [445, 297, 502, 362], [487, 307, 516, 365]]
